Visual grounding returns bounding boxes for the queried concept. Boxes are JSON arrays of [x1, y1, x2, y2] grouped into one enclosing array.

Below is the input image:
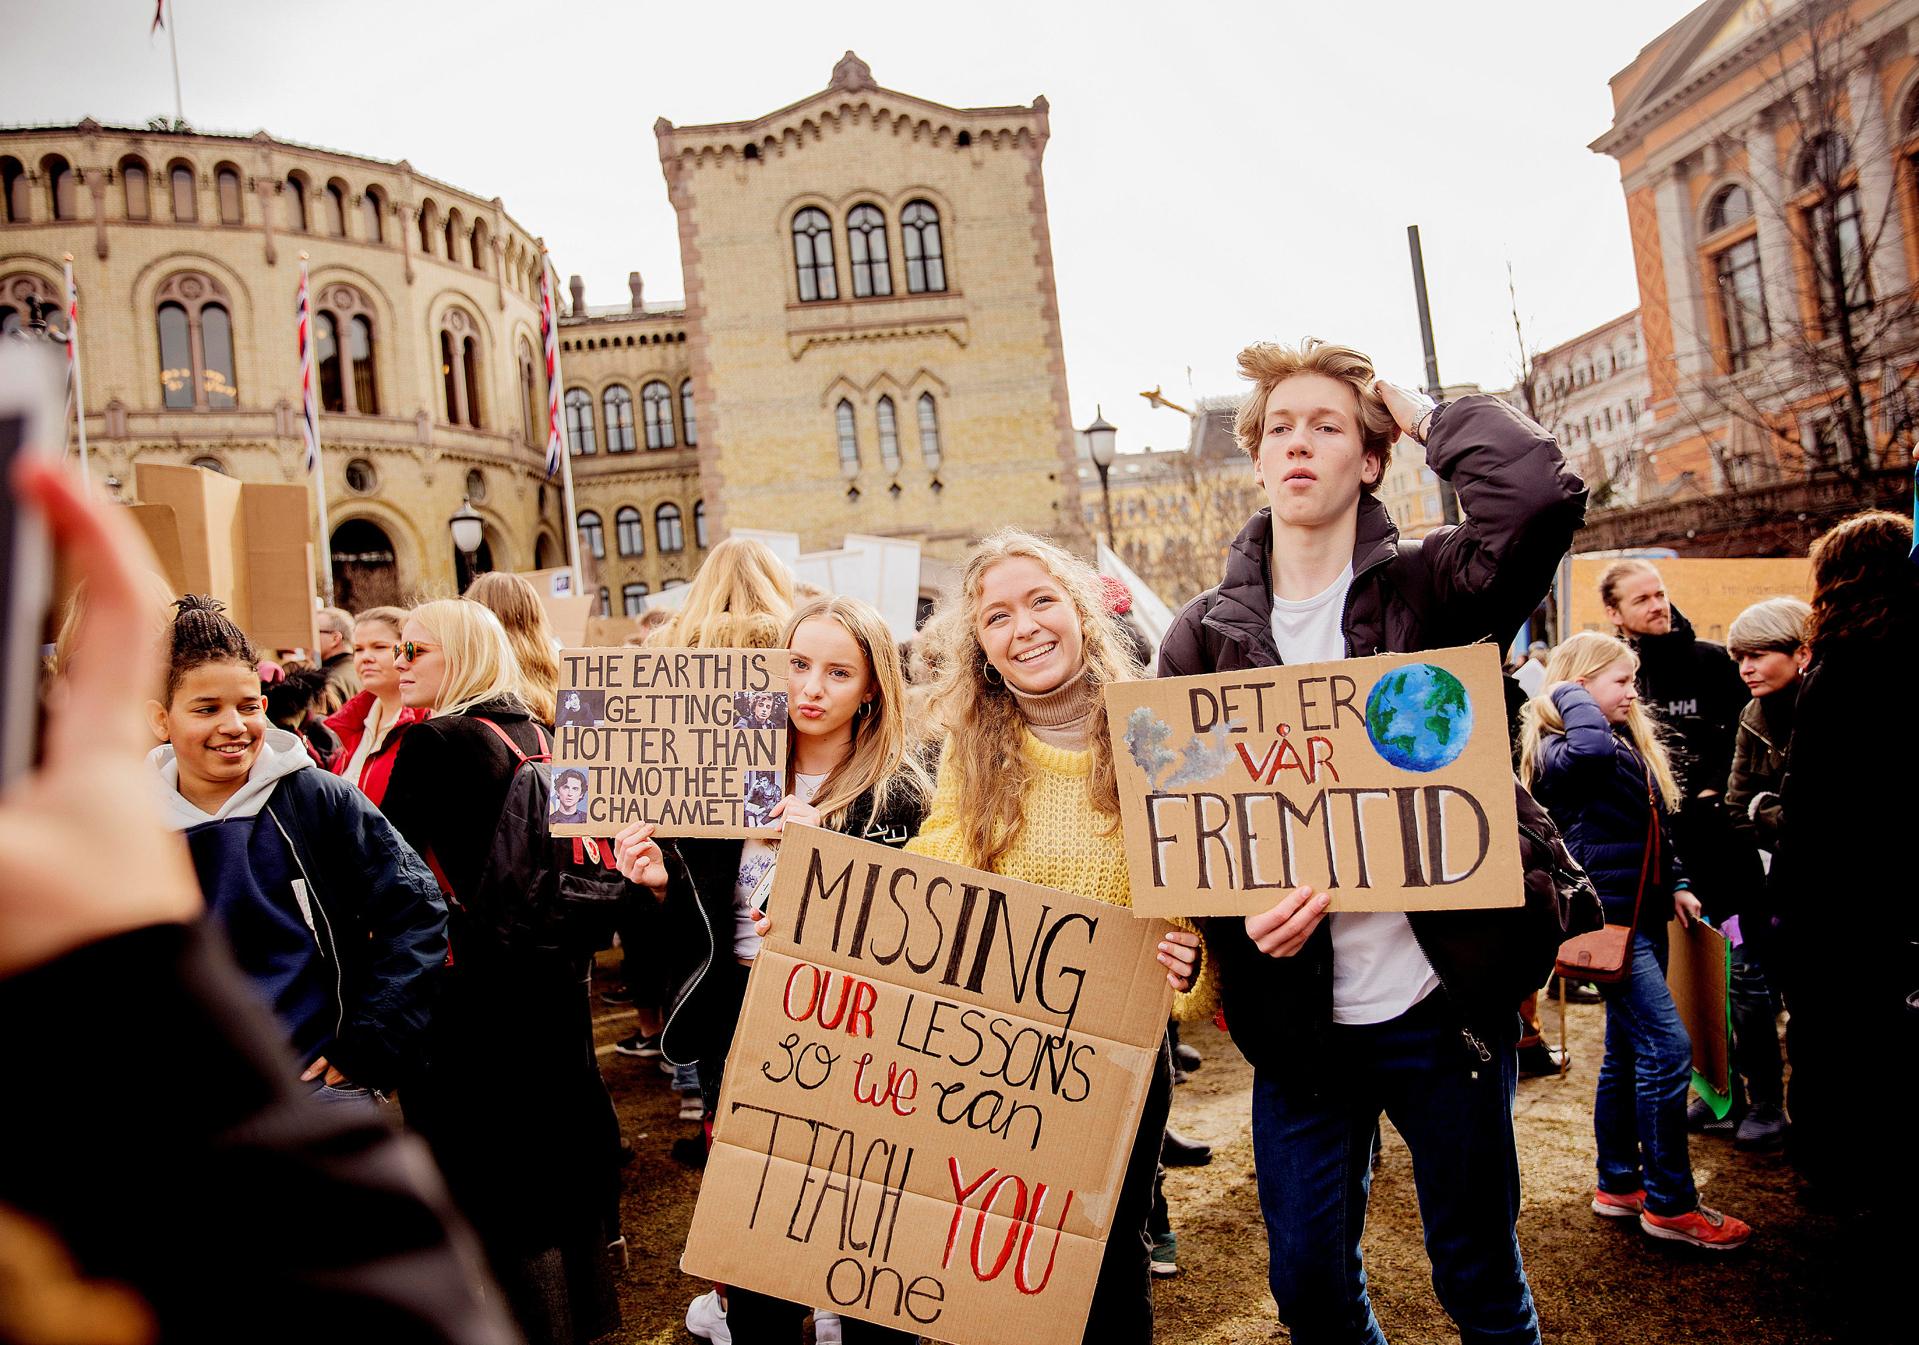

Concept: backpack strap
[[474, 714, 551, 765]]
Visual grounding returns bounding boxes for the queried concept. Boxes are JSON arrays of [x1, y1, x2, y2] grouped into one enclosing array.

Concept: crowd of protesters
[[1, 335, 1911, 1345]]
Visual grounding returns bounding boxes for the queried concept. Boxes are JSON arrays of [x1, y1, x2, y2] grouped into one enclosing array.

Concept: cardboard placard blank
[[1566, 556, 1811, 644], [681, 827, 1174, 1345], [1104, 645, 1524, 917], [1665, 917, 1732, 1099], [551, 646, 786, 838]]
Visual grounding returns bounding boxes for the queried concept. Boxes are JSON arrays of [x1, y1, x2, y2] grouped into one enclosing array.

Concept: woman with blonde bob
[[466, 570, 562, 724], [908, 527, 1207, 1344], [1521, 631, 1751, 1252], [645, 535, 793, 650], [383, 598, 624, 1345]]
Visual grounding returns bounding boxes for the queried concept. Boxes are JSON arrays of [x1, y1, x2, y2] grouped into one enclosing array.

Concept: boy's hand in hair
[[612, 820, 669, 895], [0, 461, 202, 978], [1244, 886, 1331, 959], [1374, 380, 1437, 444]]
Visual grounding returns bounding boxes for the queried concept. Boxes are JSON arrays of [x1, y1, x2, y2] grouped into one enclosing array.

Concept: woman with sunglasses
[[323, 606, 425, 805], [383, 601, 624, 1345]]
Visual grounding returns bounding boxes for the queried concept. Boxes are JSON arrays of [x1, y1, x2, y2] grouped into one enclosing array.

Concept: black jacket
[[1629, 607, 1747, 802], [1726, 681, 1794, 853], [658, 784, 926, 1068], [1156, 394, 1587, 1076]]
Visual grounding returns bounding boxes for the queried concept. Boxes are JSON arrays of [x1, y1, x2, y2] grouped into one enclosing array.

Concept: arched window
[[564, 387, 596, 454], [315, 311, 343, 412], [693, 499, 707, 548], [847, 203, 892, 298], [170, 163, 197, 222], [1, 157, 26, 223], [902, 200, 946, 293], [215, 165, 241, 224], [604, 385, 637, 452], [437, 308, 484, 427], [324, 181, 347, 236], [578, 510, 605, 560], [461, 336, 483, 428], [681, 378, 698, 445], [656, 502, 685, 554], [877, 395, 900, 471], [641, 380, 674, 448], [518, 338, 537, 445], [616, 506, 645, 556], [1708, 184, 1752, 233], [361, 186, 385, 242], [154, 273, 239, 410], [348, 316, 378, 414], [622, 583, 649, 616], [835, 399, 859, 474], [1704, 186, 1769, 373], [284, 174, 308, 232], [470, 218, 489, 272], [792, 207, 837, 301], [440, 331, 459, 423], [120, 157, 149, 220], [917, 392, 942, 470], [444, 207, 462, 263], [314, 284, 379, 414], [43, 155, 75, 221], [417, 199, 437, 255]]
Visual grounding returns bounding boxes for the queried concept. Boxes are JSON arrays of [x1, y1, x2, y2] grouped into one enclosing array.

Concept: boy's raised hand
[[1374, 379, 1437, 444]]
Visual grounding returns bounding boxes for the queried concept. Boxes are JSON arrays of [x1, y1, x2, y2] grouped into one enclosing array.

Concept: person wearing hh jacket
[[1156, 341, 1584, 1344]]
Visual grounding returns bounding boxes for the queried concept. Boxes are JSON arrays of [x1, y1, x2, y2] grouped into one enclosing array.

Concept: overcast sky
[[4, 0, 1697, 452]]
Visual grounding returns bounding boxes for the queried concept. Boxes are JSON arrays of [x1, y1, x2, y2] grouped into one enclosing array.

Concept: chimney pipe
[[628, 271, 645, 312], [568, 274, 585, 317]]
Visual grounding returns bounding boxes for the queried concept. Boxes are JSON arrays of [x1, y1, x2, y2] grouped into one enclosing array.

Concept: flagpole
[[540, 247, 583, 595], [298, 253, 334, 604], [166, 0, 183, 127], [63, 254, 91, 496]]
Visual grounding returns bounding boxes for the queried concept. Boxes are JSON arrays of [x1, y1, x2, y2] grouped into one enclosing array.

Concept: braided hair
[[164, 595, 258, 704]]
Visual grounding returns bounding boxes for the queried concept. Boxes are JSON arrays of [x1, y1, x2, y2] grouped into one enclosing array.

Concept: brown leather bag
[[1554, 776, 1658, 986]]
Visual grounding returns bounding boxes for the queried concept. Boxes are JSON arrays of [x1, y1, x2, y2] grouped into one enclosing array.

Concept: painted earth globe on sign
[[1364, 663, 1474, 772]]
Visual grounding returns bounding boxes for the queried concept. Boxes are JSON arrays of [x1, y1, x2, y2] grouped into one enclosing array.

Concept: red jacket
[[324, 691, 427, 807]]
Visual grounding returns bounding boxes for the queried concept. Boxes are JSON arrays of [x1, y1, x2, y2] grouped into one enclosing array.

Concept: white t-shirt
[[732, 772, 827, 960], [1268, 563, 1441, 1025]]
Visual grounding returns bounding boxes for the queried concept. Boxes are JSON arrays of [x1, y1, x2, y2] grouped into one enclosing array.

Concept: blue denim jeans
[[1595, 933, 1697, 1215], [1250, 993, 1539, 1345]]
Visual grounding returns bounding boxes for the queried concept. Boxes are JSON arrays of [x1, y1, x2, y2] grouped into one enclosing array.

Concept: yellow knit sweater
[[907, 731, 1219, 1023]]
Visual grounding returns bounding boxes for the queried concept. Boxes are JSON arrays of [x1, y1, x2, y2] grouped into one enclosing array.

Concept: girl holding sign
[[1521, 631, 1752, 1251], [615, 594, 929, 1345], [909, 529, 1207, 1345]]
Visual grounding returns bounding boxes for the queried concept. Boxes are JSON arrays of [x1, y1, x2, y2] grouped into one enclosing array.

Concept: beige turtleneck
[[1009, 673, 1097, 750]]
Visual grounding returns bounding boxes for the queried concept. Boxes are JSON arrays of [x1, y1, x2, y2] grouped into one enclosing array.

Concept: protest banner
[[521, 567, 596, 646], [681, 827, 1173, 1345], [1566, 556, 1811, 643], [550, 646, 787, 838], [1103, 644, 1523, 918], [1666, 916, 1733, 1114]]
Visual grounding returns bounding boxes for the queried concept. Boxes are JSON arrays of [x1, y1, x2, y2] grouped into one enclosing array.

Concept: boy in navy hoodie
[[146, 596, 448, 1101]]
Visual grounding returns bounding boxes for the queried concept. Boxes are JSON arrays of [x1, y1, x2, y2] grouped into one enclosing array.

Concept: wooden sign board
[[1103, 645, 1523, 917], [1566, 556, 1811, 644], [681, 827, 1174, 1345], [551, 646, 787, 838]]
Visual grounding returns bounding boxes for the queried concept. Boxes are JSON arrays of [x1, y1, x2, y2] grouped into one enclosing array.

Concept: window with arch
[[444, 208, 462, 263], [1705, 185, 1768, 372], [622, 583, 649, 616], [315, 312, 343, 413], [417, 200, 437, 255], [43, 155, 75, 221], [694, 499, 707, 548], [314, 284, 379, 414], [436, 309, 485, 427], [656, 502, 685, 554], [902, 200, 946, 293], [155, 273, 238, 410], [578, 510, 605, 560], [604, 385, 637, 452], [681, 379, 698, 445], [361, 186, 384, 242], [165, 162, 196, 223], [565, 387, 596, 454], [917, 392, 942, 470], [461, 336, 483, 428], [616, 506, 645, 557], [835, 399, 859, 474], [189, 455, 227, 474], [2, 157, 26, 223], [120, 157, 150, 220], [877, 395, 900, 471], [470, 219, 489, 272], [792, 207, 837, 301], [323, 182, 347, 237], [215, 165, 241, 224], [518, 338, 538, 446], [0, 274, 63, 339], [641, 380, 674, 448], [847, 203, 892, 298], [284, 174, 308, 232], [1797, 132, 1870, 328]]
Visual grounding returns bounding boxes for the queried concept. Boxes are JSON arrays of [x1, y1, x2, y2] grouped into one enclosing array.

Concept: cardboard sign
[[1566, 556, 1811, 644], [681, 827, 1174, 1345], [550, 646, 787, 837], [582, 613, 647, 646], [1666, 917, 1732, 1105], [1103, 645, 1523, 917]]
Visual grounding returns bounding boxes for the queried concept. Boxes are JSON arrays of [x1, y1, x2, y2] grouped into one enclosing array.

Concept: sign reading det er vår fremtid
[[1104, 644, 1523, 917]]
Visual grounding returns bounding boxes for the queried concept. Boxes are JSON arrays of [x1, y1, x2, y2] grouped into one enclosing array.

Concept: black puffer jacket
[[1726, 682, 1794, 853], [1156, 394, 1587, 1077], [1630, 608, 1747, 801]]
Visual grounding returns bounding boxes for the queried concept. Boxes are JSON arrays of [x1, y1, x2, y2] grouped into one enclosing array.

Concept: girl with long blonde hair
[[1522, 630, 1750, 1250], [465, 571, 562, 724], [645, 536, 792, 650]]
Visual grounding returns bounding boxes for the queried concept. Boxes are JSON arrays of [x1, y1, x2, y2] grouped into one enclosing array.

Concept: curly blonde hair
[[1232, 337, 1396, 495], [916, 529, 1142, 871]]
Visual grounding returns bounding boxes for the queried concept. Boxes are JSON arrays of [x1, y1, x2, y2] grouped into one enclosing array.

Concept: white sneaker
[[812, 1309, 844, 1344], [686, 1289, 731, 1344]]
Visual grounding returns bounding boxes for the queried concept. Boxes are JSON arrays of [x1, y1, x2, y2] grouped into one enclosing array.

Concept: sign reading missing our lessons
[[680, 828, 1173, 1345], [551, 647, 788, 838], [1104, 645, 1523, 917]]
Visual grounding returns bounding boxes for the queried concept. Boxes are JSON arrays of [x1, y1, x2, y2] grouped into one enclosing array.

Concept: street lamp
[[449, 499, 484, 590], [1082, 405, 1118, 550]]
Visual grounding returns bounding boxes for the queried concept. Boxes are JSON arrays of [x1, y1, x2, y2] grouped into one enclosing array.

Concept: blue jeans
[[1595, 933, 1696, 1215], [1250, 993, 1539, 1345]]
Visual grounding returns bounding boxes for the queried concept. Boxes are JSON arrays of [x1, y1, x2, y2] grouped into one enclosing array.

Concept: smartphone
[[0, 340, 63, 788]]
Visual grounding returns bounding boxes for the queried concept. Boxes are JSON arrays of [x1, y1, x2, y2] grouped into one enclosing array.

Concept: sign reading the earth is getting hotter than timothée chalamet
[[1102, 645, 1524, 918]]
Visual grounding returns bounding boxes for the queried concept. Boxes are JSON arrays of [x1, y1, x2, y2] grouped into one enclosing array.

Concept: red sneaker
[[1591, 1187, 1646, 1218], [1640, 1203, 1752, 1250]]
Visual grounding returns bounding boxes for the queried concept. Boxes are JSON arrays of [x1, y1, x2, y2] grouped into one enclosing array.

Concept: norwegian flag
[[152, 1, 165, 35], [62, 258, 78, 417], [540, 263, 562, 478], [296, 259, 319, 474]]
